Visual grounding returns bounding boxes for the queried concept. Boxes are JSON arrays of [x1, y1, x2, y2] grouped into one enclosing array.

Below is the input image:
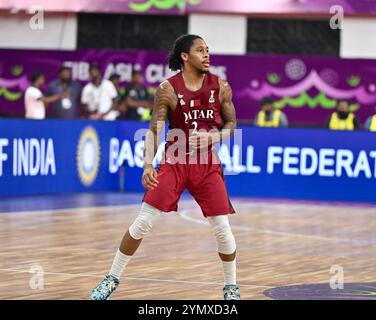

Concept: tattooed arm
[[219, 78, 237, 140], [142, 81, 175, 190]]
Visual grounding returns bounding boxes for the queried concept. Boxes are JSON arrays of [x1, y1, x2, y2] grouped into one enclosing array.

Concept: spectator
[[254, 96, 288, 127], [81, 63, 119, 120], [46, 65, 81, 119], [327, 99, 360, 130], [124, 69, 153, 121], [109, 73, 126, 118], [109, 73, 121, 100], [24, 71, 68, 120], [364, 105, 376, 131]]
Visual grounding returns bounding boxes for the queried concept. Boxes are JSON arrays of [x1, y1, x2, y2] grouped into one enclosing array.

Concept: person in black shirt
[[46, 66, 81, 119]]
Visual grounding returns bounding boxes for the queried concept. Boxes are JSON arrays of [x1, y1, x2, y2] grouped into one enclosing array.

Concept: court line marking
[[178, 207, 375, 245], [3, 268, 372, 293], [1, 202, 372, 296], [1, 197, 375, 215], [0, 268, 272, 289], [0, 201, 196, 216], [1, 201, 374, 245], [0, 204, 143, 216]]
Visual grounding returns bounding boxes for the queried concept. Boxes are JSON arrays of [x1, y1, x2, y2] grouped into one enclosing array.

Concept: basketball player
[[90, 34, 240, 300]]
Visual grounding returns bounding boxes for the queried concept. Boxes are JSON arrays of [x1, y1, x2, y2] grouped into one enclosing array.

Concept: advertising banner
[[1, 119, 375, 203], [1, 49, 376, 126]]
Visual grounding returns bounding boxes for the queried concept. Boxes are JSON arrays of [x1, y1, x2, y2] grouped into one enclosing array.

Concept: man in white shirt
[[24, 72, 69, 119], [81, 63, 119, 120]]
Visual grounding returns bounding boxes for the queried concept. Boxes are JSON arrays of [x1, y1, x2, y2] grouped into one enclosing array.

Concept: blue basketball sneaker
[[89, 275, 119, 300], [223, 285, 240, 300]]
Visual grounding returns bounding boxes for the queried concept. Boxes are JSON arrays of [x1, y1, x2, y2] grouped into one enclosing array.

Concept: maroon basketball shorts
[[143, 158, 235, 217]]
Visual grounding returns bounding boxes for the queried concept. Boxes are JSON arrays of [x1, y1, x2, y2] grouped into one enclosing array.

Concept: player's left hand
[[189, 132, 221, 150]]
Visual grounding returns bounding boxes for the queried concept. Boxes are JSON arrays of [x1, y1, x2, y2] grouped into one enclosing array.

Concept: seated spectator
[[81, 63, 119, 120], [124, 69, 153, 121], [46, 65, 81, 119], [364, 105, 376, 132], [327, 99, 360, 130], [24, 71, 68, 120], [254, 96, 288, 127]]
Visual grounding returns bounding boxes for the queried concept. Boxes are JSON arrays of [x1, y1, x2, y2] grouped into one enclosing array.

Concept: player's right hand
[[142, 165, 159, 190]]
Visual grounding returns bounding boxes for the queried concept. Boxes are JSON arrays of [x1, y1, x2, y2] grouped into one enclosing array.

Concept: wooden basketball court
[[0, 194, 375, 300]]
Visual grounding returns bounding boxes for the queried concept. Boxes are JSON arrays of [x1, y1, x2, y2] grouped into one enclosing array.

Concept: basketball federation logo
[[209, 90, 215, 103], [77, 126, 100, 187]]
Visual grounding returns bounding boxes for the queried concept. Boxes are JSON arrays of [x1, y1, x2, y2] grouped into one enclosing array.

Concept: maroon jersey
[[168, 71, 223, 132], [143, 72, 235, 216], [166, 72, 223, 156]]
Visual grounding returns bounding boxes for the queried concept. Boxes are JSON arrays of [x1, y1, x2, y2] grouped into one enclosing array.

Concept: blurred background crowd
[[1, 0, 376, 131]]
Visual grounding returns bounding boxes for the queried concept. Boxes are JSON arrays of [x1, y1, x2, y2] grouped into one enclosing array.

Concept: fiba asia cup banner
[[0, 119, 375, 203], [1, 49, 376, 125]]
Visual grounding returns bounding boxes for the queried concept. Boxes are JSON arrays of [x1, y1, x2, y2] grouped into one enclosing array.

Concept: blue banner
[[0, 119, 375, 203], [0, 119, 120, 195], [223, 127, 376, 203]]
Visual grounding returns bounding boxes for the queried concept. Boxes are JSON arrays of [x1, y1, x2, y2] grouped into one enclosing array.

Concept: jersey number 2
[[191, 121, 198, 135]]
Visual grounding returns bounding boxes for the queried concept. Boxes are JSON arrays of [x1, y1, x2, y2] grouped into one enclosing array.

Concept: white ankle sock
[[222, 259, 236, 285], [109, 249, 132, 280]]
